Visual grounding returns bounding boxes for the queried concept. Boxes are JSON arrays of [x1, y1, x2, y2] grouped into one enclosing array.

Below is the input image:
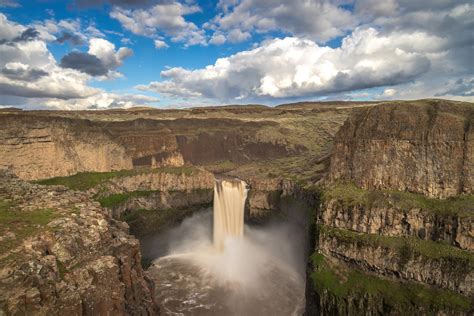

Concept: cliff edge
[[328, 100, 473, 198]]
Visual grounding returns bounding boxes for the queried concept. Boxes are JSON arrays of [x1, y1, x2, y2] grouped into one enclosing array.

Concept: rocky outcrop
[[241, 177, 295, 221], [320, 195, 474, 251], [95, 169, 215, 196], [328, 100, 473, 198], [0, 115, 132, 181], [108, 190, 213, 219], [309, 282, 467, 316], [0, 171, 158, 315], [318, 226, 473, 296]]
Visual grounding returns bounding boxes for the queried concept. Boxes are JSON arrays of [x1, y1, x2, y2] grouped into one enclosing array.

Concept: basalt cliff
[[306, 100, 474, 315]]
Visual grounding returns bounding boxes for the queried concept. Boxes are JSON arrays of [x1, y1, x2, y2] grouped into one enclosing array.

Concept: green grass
[[319, 225, 474, 267], [201, 160, 238, 173], [97, 191, 156, 208], [0, 200, 58, 255], [35, 166, 198, 191], [323, 183, 474, 217], [310, 253, 471, 312]]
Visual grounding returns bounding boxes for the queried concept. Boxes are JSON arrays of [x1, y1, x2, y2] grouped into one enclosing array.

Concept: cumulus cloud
[[55, 31, 86, 45], [209, 0, 356, 43], [0, 13, 143, 109], [154, 39, 169, 49], [88, 38, 133, 68], [136, 0, 473, 102], [137, 28, 432, 100], [60, 52, 109, 76], [227, 29, 250, 43], [355, 0, 399, 17], [209, 32, 226, 45], [0, 27, 39, 45], [59, 38, 132, 77], [0, 15, 98, 100], [110, 1, 207, 46], [1, 62, 48, 81], [38, 92, 160, 110], [74, 0, 154, 9], [436, 78, 474, 97]]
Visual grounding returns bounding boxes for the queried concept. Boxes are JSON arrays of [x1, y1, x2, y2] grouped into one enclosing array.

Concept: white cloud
[[85, 24, 105, 37], [373, 77, 474, 102], [154, 39, 169, 49], [210, 0, 356, 43], [355, 0, 399, 17], [0, 16, 98, 100], [209, 32, 226, 45], [137, 28, 433, 100], [0, 13, 144, 109], [37, 93, 160, 110], [227, 29, 250, 43], [88, 37, 133, 69], [136, 0, 473, 103], [0, 13, 24, 40], [110, 1, 207, 47]]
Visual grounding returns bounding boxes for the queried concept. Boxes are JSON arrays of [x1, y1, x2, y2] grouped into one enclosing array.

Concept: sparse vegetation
[[201, 160, 238, 173], [323, 183, 474, 217], [96, 191, 156, 208], [319, 225, 474, 266], [310, 253, 471, 312], [35, 166, 198, 191], [0, 200, 58, 254]]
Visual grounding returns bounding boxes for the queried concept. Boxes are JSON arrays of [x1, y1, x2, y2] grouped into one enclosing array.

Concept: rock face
[[0, 171, 158, 315], [0, 113, 307, 181], [243, 177, 295, 221], [318, 227, 473, 296], [0, 115, 132, 181], [96, 169, 215, 195], [328, 100, 473, 198], [94, 169, 215, 219], [320, 197, 473, 251], [307, 101, 474, 315]]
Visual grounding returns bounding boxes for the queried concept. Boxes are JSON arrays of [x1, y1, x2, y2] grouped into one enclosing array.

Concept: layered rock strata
[[328, 100, 473, 198], [307, 100, 474, 315]]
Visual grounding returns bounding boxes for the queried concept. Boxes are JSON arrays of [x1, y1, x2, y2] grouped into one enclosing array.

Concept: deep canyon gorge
[[0, 99, 473, 315]]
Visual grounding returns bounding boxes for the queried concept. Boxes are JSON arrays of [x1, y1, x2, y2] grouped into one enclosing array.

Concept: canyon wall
[[0, 113, 307, 181], [308, 100, 474, 315], [93, 169, 215, 222], [0, 115, 132, 181], [328, 100, 473, 198]]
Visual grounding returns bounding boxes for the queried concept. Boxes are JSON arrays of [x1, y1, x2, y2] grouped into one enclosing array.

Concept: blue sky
[[0, 0, 472, 109]]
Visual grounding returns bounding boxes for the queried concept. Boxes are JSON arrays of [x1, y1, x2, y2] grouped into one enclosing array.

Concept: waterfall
[[213, 178, 248, 251]]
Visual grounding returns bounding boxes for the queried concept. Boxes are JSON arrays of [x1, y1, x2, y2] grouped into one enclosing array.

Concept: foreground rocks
[[0, 170, 158, 315]]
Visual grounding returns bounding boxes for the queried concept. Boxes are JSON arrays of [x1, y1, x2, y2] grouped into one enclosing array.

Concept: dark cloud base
[[60, 51, 108, 76]]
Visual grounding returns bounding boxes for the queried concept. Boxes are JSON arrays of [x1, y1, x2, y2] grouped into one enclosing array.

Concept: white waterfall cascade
[[213, 178, 248, 251]]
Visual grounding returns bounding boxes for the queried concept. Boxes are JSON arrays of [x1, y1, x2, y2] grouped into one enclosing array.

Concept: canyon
[[0, 99, 472, 315]]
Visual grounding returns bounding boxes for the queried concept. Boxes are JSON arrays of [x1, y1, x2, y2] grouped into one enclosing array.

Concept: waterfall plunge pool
[[141, 178, 309, 315]]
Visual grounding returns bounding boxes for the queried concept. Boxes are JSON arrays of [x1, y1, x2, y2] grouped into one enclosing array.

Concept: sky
[[0, 0, 473, 110]]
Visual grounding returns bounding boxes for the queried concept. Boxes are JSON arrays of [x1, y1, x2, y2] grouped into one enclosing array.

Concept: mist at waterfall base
[[146, 179, 308, 315]]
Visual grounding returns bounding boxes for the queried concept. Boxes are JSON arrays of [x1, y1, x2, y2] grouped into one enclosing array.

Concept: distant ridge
[[0, 107, 23, 112]]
